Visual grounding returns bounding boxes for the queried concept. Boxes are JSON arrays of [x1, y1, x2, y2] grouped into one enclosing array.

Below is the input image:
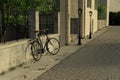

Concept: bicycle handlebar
[[34, 29, 48, 33]]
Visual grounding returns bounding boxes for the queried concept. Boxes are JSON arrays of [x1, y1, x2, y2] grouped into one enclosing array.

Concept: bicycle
[[29, 29, 60, 61]]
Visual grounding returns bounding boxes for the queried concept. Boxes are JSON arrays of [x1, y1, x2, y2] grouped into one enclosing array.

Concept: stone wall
[[98, 20, 107, 29], [0, 34, 59, 73], [0, 40, 31, 73]]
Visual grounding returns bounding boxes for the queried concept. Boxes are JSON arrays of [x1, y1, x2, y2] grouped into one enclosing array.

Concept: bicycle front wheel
[[46, 38, 60, 55], [31, 40, 43, 61]]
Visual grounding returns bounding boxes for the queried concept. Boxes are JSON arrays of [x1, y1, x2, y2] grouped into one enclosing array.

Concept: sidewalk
[[0, 27, 110, 80]]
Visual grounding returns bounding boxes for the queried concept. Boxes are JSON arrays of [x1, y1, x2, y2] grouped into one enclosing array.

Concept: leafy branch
[[98, 4, 106, 19], [0, 0, 56, 42]]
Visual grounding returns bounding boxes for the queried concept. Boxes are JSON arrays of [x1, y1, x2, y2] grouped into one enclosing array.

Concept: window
[[39, 13, 58, 34], [87, 0, 92, 8], [71, 18, 78, 34], [39, 0, 59, 34]]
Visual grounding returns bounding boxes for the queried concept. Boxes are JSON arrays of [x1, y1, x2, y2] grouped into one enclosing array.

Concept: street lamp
[[78, 8, 82, 45], [89, 11, 92, 39]]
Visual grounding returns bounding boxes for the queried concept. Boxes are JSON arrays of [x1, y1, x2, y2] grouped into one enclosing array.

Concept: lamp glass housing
[[89, 11, 92, 16], [78, 8, 82, 15]]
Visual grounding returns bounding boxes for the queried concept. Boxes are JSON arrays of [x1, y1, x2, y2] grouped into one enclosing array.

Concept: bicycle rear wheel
[[31, 40, 43, 61], [46, 38, 60, 55]]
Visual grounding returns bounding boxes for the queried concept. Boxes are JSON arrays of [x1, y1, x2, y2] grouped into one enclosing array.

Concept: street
[[35, 26, 120, 80]]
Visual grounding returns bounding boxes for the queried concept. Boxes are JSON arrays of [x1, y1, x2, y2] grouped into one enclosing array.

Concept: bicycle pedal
[[41, 49, 44, 53], [38, 49, 44, 53]]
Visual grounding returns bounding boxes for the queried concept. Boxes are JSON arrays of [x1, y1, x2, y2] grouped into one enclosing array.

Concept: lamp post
[[78, 8, 82, 45], [89, 11, 92, 39]]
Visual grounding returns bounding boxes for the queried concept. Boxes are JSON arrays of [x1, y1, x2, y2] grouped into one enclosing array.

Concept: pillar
[[59, 0, 66, 46], [78, 0, 85, 38], [35, 11, 39, 31], [106, 0, 109, 26], [65, 0, 71, 45], [28, 10, 39, 39]]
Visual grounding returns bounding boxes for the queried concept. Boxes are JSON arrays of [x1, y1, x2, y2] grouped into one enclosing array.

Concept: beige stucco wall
[[35, 11, 39, 30], [60, 0, 79, 44], [84, 0, 98, 37], [92, 10, 98, 33], [85, 7, 91, 36], [106, 0, 109, 26], [98, 20, 107, 29], [59, 0, 66, 46], [70, 0, 78, 18], [0, 40, 31, 73], [68, 0, 99, 38], [70, 0, 79, 41]]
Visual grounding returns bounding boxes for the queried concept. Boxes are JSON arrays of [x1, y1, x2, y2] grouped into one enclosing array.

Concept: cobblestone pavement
[[35, 26, 120, 80]]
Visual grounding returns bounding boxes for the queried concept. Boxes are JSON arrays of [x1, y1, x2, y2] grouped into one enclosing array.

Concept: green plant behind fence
[[0, 0, 56, 43], [98, 4, 106, 19]]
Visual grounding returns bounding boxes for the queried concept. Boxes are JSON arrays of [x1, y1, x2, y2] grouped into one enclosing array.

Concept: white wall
[[84, 0, 98, 36], [0, 40, 31, 73]]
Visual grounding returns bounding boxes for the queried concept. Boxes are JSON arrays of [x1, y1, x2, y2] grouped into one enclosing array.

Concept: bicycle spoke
[[46, 38, 60, 55]]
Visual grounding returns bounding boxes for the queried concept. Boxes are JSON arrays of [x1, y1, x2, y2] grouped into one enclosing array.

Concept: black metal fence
[[0, 11, 2, 37], [71, 18, 78, 34], [0, 11, 29, 43], [6, 24, 28, 41], [0, 11, 59, 43], [39, 13, 58, 34]]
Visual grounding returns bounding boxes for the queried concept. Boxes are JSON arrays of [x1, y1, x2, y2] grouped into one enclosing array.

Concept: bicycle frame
[[36, 30, 50, 53], [30, 29, 60, 61]]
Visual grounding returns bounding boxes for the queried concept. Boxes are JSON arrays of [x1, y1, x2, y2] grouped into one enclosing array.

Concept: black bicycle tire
[[46, 38, 60, 55], [31, 40, 43, 61]]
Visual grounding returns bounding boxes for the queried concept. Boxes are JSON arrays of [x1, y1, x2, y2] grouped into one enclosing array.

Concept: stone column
[[58, 12, 60, 34], [59, 0, 66, 47], [53, 12, 58, 34], [78, 0, 85, 38], [28, 10, 35, 39], [35, 11, 39, 31], [106, 0, 109, 26], [65, 0, 71, 45], [28, 10, 39, 39]]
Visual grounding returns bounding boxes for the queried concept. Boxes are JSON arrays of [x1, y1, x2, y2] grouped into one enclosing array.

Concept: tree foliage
[[0, 0, 55, 13], [0, 0, 56, 25], [98, 4, 106, 19], [0, 0, 56, 42]]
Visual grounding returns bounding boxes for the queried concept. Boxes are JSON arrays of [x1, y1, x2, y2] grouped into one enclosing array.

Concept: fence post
[[35, 11, 39, 31], [28, 10, 36, 39], [65, 0, 71, 45], [28, 10, 39, 39]]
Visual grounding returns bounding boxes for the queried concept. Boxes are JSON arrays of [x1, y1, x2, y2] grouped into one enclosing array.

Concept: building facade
[[59, 0, 109, 45], [79, 0, 98, 37]]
